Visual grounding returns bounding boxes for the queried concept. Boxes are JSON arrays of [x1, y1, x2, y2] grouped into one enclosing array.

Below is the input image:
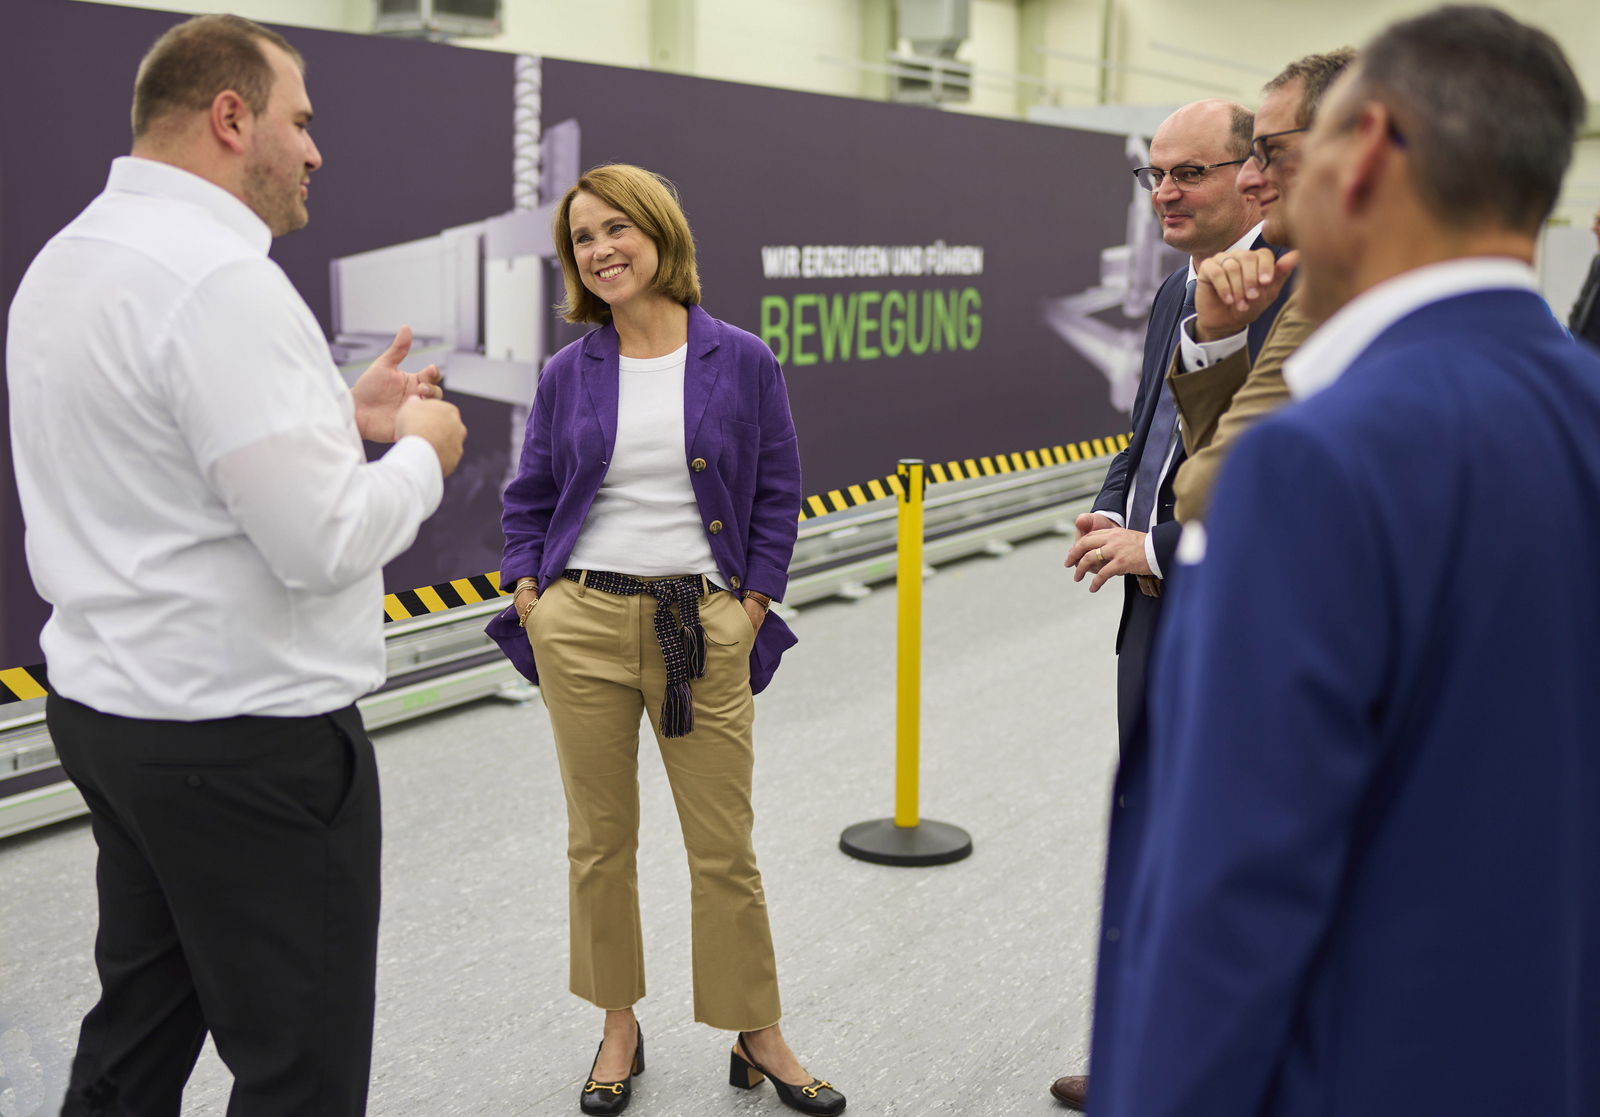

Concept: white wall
[[694, 0, 863, 97], [84, 0, 357, 30], [945, 0, 1022, 119], [1019, 0, 1600, 226], [462, 0, 651, 68]]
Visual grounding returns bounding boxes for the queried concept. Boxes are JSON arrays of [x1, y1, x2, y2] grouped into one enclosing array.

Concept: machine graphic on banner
[[330, 107, 1178, 426], [1044, 133, 1184, 413], [327, 57, 575, 418]]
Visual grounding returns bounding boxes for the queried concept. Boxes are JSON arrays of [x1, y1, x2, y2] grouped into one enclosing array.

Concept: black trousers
[[48, 696, 382, 1117]]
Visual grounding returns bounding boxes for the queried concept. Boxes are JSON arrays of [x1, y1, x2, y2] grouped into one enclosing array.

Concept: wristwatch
[[741, 590, 771, 613]]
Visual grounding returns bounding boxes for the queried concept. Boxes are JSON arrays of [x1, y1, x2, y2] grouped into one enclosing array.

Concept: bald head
[[1147, 99, 1260, 262], [1157, 99, 1254, 161]]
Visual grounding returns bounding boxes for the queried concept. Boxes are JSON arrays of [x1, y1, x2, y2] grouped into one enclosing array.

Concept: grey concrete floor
[[0, 529, 1122, 1116]]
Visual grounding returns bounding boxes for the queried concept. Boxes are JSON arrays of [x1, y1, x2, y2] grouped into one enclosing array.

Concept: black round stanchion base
[[839, 818, 973, 866]]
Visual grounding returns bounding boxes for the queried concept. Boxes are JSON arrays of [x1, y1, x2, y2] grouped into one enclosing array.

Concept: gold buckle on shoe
[[802, 1080, 832, 1099], [585, 1082, 625, 1095]]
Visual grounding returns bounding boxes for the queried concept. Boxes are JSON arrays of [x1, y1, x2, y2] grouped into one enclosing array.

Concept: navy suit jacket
[[1093, 239, 1292, 652], [1095, 289, 1600, 1115]]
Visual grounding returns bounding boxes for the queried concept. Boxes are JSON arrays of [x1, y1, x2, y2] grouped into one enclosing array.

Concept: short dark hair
[[132, 14, 304, 139], [553, 164, 702, 325], [1345, 6, 1585, 234], [1264, 48, 1358, 128], [1227, 104, 1254, 160]]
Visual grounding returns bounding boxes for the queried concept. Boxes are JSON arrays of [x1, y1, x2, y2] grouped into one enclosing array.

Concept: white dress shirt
[[1103, 221, 1266, 577], [566, 344, 720, 578], [1282, 257, 1540, 401], [6, 157, 443, 720]]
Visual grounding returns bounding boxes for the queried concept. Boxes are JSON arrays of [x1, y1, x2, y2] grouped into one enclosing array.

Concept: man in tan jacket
[[1164, 49, 1357, 523]]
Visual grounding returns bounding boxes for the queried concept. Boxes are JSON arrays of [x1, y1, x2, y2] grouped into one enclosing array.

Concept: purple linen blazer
[[485, 305, 802, 694]]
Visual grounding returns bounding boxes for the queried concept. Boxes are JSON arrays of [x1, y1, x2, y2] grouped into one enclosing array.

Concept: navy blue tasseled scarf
[[561, 569, 718, 737]]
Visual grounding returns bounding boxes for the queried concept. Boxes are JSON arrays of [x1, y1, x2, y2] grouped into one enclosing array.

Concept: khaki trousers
[[527, 574, 782, 1031]]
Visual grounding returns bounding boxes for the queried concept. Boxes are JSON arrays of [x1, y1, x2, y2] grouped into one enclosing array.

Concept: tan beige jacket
[[1165, 285, 1316, 523]]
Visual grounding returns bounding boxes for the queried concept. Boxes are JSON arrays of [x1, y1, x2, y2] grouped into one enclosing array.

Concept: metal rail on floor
[[0, 454, 1110, 839]]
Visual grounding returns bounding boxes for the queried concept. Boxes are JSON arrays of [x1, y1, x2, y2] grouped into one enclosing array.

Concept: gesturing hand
[[395, 396, 467, 478], [1193, 248, 1300, 343], [350, 326, 445, 442], [1065, 522, 1152, 592]]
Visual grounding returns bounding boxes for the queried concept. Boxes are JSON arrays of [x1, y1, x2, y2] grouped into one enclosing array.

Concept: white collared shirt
[[566, 343, 720, 578], [1281, 257, 1540, 401], [7, 157, 443, 720], [1106, 221, 1266, 577]]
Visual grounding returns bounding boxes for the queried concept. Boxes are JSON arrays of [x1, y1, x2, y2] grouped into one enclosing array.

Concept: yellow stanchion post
[[894, 457, 924, 828], [840, 460, 973, 867]]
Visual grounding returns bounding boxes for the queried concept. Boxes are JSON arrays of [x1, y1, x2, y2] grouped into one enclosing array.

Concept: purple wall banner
[[2, 0, 1156, 671]]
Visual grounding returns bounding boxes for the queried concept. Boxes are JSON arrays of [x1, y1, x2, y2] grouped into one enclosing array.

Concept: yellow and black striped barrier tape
[[0, 575, 512, 705], [0, 433, 1130, 703], [383, 571, 507, 623], [0, 665, 50, 705], [0, 579, 514, 705], [374, 430, 1133, 621], [795, 431, 1130, 521]]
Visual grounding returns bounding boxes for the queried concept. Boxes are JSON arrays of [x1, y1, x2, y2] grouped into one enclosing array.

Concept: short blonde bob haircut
[[553, 164, 702, 325]]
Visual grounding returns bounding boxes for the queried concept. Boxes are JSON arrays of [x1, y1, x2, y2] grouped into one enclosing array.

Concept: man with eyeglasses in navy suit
[[1053, 97, 1293, 1110]]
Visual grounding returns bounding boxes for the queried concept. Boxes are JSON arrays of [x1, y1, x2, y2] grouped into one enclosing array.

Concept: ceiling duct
[[897, 0, 969, 57], [372, 0, 501, 41], [893, 0, 971, 104]]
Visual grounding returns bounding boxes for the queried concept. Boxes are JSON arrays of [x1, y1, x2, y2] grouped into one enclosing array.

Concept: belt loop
[[578, 569, 589, 597], [700, 574, 709, 598]]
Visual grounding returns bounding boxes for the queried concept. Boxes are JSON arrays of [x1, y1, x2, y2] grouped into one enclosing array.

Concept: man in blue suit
[[1052, 97, 1291, 1109], [1092, 8, 1597, 1115]]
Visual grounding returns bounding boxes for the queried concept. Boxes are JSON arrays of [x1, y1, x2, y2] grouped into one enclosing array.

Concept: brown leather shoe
[[1050, 1075, 1088, 1110]]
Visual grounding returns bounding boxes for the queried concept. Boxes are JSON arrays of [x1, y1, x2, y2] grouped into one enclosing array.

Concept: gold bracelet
[[518, 596, 538, 627]]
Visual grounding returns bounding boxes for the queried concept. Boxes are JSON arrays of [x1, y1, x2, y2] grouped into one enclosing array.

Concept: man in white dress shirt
[[5, 15, 466, 1115]]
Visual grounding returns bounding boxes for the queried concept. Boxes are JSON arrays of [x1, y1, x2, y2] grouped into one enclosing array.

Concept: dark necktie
[[1127, 279, 1196, 533]]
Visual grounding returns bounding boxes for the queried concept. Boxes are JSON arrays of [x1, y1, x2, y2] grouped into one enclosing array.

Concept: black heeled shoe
[[729, 1033, 846, 1115], [580, 1026, 644, 1115]]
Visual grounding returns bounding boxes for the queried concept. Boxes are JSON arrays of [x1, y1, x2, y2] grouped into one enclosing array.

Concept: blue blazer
[[488, 305, 802, 693], [1085, 247, 1294, 1066], [1094, 289, 1600, 1115]]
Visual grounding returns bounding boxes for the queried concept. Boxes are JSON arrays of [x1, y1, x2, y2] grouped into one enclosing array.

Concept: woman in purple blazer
[[487, 165, 844, 1116]]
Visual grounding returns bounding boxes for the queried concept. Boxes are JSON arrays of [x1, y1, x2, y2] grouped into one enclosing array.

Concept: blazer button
[[691, 458, 707, 472], [709, 520, 723, 534], [730, 575, 741, 589]]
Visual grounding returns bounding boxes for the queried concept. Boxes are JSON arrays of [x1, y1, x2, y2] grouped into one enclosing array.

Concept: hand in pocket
[[740, 595, 766, 636]]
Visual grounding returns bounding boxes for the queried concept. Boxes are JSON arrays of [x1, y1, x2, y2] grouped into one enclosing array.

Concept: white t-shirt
[[6, 157, 442, 720], [566, 343, 720, 578]]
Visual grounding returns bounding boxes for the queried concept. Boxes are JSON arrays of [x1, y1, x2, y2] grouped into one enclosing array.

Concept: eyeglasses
[[1249, 127, 1308, 170], [1133, 159, 1247, 191]]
